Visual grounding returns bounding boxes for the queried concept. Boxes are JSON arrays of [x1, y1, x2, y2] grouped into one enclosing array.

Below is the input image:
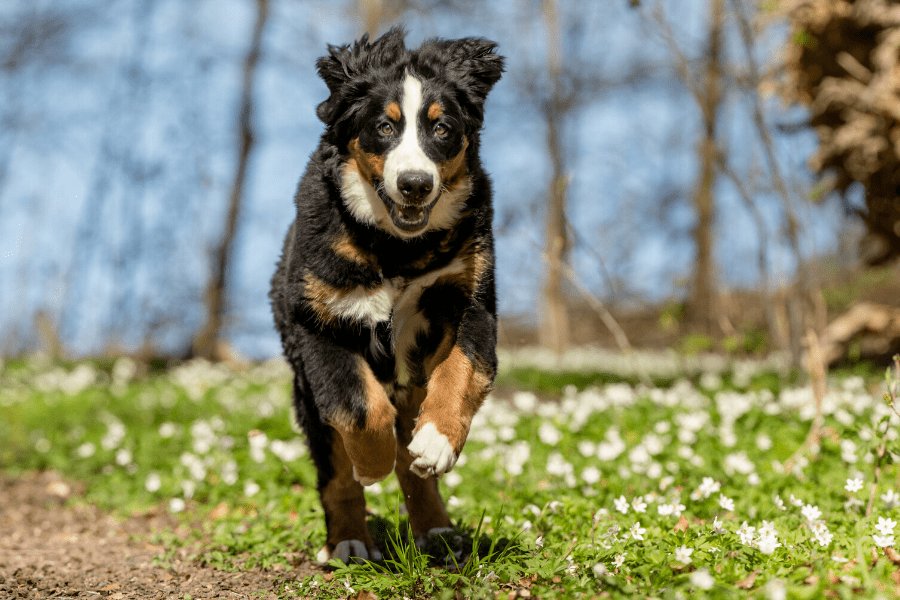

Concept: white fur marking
[[340, 163, 390, 227], [383, 75, 440, 206], [408, 422, 457, 478], [323, 282, 397, 326]]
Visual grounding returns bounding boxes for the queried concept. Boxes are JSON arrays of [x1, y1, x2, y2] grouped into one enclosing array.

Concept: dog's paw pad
[[318, 539, 370, 564], [408, 423, 456, 478]]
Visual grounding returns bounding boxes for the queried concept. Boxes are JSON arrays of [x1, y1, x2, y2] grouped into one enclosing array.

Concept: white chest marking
[[323, 282, 398, 327]]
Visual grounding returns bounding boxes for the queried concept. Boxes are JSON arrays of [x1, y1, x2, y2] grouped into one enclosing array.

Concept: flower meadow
[[1, 352, 899, 598]]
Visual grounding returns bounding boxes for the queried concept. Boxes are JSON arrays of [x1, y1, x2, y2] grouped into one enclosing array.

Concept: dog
[[269, 27, 504, 563]]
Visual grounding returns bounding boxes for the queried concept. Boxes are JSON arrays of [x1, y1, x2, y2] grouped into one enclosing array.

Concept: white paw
[[352, 464, 393, 486], [317, 539, 381, 564], [407, 423, 457, 478]]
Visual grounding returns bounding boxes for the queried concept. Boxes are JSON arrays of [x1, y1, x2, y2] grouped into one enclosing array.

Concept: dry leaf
[[736, 570, 758, 589]]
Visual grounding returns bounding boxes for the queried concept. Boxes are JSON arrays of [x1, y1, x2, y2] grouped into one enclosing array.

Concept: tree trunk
[[191, 0, 269, 360], [686, 0, 724, 336], [538, 0, 571, 355], [358, 0, 385, 37]]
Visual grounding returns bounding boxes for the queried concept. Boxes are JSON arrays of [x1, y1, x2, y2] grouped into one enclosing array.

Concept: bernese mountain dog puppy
[[270, 27, 504, 563]]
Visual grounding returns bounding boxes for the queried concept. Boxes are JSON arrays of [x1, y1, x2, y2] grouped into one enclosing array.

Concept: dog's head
[[316, 27, 504, 238]]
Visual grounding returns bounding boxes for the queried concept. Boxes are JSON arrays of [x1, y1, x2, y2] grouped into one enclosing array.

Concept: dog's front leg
[[408, 305, 497, 478]]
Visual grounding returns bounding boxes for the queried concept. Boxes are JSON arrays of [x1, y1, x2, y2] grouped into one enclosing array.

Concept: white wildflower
[[882, 489, 899, 509], [115, 448, 132, 466], [581, 466, 601, 485], [158, 422, 177, 438], [765, 578, 787, 600], [631, 497, 648, 513], [145, 472, 162, 493], [244, 480, 260, 497], [873, 534, 894, 547], [592, 562, 608, 577], [801, 504, 822, 522], [737, 522, 756, 545], [169, 497, 186, 513], [694, 477, 721, 499], [875, 517, 897, 536], [718, 495, 735, 512], [844, 477, 864, 493], [690, 568, 714, 590], [811, 522, 833, 547], [629, 522, 646, 541], [76, 442, 95, 458], [675, 545, 693, 564], [614, 495, 629, 514], [613, 554, 625, 568], [538, 422, 561, 446]]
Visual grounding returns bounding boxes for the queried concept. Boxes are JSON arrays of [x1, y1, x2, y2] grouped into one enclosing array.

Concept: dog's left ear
[[446, 38, 504, 96], [440, 38, 505, 116]]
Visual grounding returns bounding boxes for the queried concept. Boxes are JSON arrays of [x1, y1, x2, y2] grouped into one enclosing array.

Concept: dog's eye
[[433, 123, 450, 138], [377, 122, 395, 136]]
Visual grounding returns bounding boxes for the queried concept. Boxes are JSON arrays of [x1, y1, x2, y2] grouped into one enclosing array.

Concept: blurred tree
[[686, 0, 725, 336], [538, 0, 571, 354], [191, 0, 270, 360], [780, 0, 900, 266]]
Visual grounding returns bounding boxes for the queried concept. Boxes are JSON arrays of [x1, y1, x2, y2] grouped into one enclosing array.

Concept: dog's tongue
[[399, 205, 424, 221]]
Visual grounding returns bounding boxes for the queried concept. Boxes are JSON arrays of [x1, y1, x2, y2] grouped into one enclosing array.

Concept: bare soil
[[0, 472, 318, 599]]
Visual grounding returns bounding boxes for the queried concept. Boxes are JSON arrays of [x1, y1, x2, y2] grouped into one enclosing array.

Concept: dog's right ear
[[316, 42, 354, 124], [316, 27, 407, 125]]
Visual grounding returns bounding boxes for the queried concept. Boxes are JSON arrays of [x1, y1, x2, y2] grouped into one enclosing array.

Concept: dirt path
[[0, 472, 317, 599]]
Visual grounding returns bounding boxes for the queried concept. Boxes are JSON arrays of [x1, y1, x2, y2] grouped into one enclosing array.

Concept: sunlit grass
[[2, 353, 899, 598]]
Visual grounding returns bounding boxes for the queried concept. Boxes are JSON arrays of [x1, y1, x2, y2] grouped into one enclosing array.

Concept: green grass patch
[[2, 356, 899, 598]]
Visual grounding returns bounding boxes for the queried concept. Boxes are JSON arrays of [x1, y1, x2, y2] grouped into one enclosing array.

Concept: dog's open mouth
[[377, 186, 440, 232]]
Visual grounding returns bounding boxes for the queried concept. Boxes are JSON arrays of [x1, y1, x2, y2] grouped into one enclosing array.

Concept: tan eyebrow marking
[[427, 102, 443, 120], [385, 101, 401, 121]]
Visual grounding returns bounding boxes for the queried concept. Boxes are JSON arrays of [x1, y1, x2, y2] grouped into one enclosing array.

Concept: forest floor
[[1, 351, 899, 598], [0, 471, 312, 599]]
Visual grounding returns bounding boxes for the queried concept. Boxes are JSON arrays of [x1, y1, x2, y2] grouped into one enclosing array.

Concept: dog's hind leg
[[292, 375, 381, 564], [394, 387, 452, 543], [317, 432, 383, 563]]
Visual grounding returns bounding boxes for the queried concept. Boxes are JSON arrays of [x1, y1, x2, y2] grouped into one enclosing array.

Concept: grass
[[2, 353, 900, 598]]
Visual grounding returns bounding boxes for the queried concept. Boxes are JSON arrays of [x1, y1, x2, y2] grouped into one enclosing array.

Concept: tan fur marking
[[333, 234, 375, 266], [438, 137, 469, 188], [424, 327, 455, 376], [348, 137, 385, 186], [302, 272, 388, 328], [302, 273, 340, 326], [416, 345, 491, 453], [394, 388, 451, 537], [436, 242, 490, 295], [427, 102, 443, 120], [334, 358, 397, 483], [385, 101, 401, 122], [321, 434, 372, 547]]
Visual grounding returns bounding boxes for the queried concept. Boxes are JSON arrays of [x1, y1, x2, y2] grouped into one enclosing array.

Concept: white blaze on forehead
[[383, 74, 440, 204]]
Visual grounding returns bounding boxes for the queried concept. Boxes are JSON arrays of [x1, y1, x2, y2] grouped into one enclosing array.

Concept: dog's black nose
[[397, 171, 434, 203]]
